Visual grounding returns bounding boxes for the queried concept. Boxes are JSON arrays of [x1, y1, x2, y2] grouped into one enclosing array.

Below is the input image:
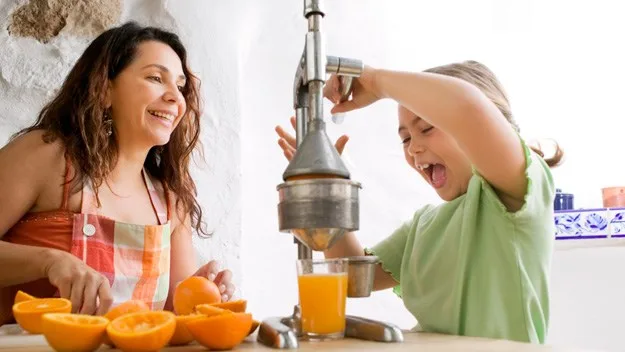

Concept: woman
[[0, 22, 234, 323]]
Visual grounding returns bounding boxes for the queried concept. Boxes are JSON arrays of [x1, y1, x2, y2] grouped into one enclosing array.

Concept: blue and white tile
[[607, 207, 625, 238], [554, 209, 609, 240]]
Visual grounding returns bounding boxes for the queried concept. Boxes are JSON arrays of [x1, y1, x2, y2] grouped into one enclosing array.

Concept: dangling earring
[[103, 109, 113, 137]]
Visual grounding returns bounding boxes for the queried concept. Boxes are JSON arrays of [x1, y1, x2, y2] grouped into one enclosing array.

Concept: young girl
[[276, 60, 563, 343], [0, 22, 234, 324]]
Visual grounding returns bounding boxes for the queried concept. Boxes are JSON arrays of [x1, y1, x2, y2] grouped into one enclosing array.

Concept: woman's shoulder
[[3, 129, 63, 155], [0, 130, 69, 213], [1, 130, 66, 182]]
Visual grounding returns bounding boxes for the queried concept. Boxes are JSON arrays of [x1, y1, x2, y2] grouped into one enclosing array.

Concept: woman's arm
[[164, 211, 196, 311], [165, 205, 236, 311], [0, 131, 65, 286]]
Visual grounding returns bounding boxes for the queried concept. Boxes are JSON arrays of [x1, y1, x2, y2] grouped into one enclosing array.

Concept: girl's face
[[397, 105, 473, 201]]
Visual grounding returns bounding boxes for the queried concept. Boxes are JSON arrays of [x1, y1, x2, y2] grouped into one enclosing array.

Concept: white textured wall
[[2, 0, 625, 351]]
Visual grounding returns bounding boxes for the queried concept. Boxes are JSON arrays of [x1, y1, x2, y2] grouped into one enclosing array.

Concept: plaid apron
[[70, 170, 171, 310]]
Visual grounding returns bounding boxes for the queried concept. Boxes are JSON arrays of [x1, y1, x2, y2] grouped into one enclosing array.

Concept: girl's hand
[[275, 116, 349, 161], [324, 66, 382, 114]]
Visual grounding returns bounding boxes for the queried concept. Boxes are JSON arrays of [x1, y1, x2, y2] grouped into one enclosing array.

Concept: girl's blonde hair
[[424, 60, 563, 168]]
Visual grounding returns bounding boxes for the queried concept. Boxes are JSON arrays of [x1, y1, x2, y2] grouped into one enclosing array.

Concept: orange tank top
[[0, 155, 171, 324]]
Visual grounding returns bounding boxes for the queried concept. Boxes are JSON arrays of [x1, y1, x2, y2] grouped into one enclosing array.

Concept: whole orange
[[173, 276, 221, 315]]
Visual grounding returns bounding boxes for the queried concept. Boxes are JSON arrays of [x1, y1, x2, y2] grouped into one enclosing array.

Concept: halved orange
[[107, 311, 176, 352], [211, 299, 247, 313], [186, 312, 253, 350], [13, 298, 72, 334], [104, 300, 150, 321], [103, 300, 150, 346], [194, 303, 232, 317], [248, 319, 260, 336], [42, 313, 108, 352], [14, 290, 36, 304], [168, 314, 200, 346]]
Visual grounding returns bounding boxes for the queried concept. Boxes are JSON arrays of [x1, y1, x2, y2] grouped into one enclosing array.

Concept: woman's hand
[[192, 260, 235, 302], [44, 250, 113, 315]]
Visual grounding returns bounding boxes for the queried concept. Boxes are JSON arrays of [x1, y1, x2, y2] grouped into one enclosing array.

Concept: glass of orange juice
[[296, 258, 349, 341]]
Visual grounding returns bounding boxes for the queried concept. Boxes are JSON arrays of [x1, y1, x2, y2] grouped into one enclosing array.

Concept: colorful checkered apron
[[70, 169, 171, 310]]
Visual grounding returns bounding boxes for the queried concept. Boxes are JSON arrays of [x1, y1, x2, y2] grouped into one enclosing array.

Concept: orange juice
[[297, 273, 348, 335]]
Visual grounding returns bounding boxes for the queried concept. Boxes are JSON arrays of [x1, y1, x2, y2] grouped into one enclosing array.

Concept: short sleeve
[[474, 136, 555, 222], [365, 217, 415, 297]]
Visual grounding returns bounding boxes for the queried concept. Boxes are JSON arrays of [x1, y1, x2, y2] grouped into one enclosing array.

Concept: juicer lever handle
[[345, 315, 405, 342], [257, 317, 299, 349]]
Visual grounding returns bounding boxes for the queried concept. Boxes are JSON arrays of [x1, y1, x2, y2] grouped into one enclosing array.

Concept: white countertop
[[0, 324, 604, 352]]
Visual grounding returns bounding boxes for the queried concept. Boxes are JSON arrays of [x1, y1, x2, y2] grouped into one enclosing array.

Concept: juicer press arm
[[279, 0, 365, 254], [292, 54, 364, 116], [291, 1, 364, 130], [283, 0, 365, 182]]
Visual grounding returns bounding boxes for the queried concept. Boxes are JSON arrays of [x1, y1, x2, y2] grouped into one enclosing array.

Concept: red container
[[602, 187, 625, 208]]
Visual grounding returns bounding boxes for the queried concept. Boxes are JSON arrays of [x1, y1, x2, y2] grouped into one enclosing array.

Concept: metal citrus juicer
[[257, 0, 404, 348]]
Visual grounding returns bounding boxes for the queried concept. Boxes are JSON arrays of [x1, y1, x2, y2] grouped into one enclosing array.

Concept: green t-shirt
[[367, 140, 555, 343]]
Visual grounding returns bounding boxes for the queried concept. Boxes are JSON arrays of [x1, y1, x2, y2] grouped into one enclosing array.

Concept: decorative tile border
[[555, 208, 609, 240], [555, 208, 625, 240], [607, 207, 625, 238]]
